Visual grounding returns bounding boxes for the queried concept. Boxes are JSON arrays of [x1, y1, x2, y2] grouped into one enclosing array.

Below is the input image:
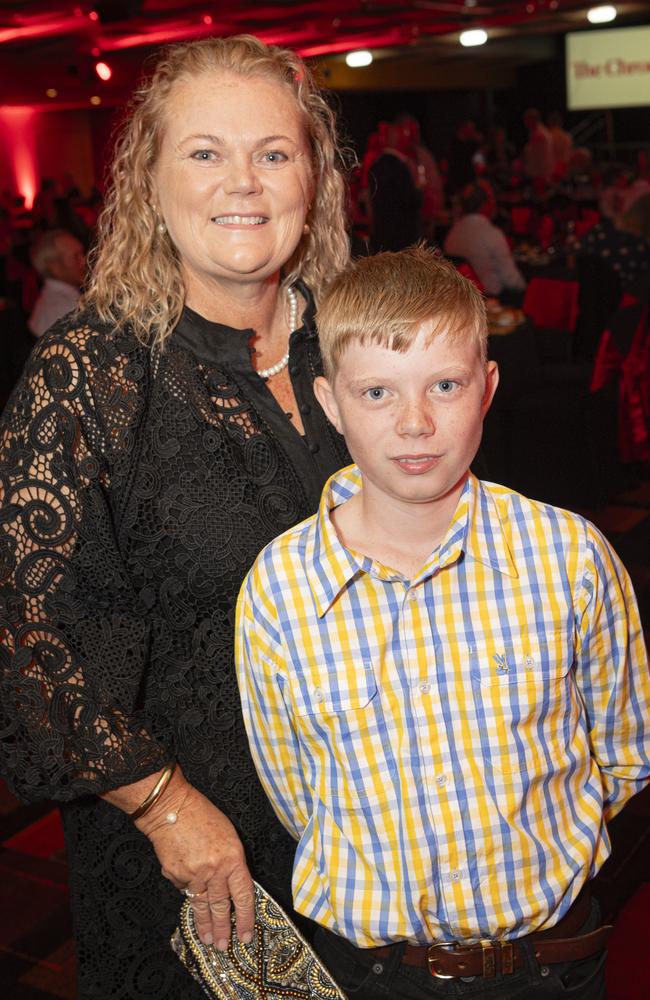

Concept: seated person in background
[[620, 173, 650, 215], [561, 148, 597, 204], [570, 193, 650, 289], [28, 228, 86, 337], [444, 181, 525, 300], [598, 163, 628, 221], [236, 246, 649, 1000]]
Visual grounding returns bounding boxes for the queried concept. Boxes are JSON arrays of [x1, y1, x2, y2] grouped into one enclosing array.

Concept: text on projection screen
[[566, 26, 650, 110]]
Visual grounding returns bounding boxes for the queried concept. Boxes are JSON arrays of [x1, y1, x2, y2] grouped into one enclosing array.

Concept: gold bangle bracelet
[[129, 761, 176, 821]]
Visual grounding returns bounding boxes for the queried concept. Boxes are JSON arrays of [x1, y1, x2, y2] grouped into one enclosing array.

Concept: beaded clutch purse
[[171, 881, 347, 999]]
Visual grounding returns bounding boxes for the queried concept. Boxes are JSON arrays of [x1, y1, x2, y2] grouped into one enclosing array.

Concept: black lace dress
[[0, 286, 349, 1000]]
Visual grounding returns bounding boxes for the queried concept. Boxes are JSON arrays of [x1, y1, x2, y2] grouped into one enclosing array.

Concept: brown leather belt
[[369, 886, 613, 979]]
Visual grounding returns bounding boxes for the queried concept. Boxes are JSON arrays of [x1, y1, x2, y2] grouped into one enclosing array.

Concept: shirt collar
[[307, 467, 517, 617]]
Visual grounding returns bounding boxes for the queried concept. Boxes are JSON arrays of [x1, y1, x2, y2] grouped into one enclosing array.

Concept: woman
[[0, 35, 349, 1000]]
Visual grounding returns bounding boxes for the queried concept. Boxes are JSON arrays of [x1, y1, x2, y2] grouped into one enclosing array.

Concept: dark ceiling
[[0, 1, 647, 108]]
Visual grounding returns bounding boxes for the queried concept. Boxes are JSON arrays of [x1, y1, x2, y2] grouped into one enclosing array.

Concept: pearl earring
[[157, 221, 166, 235], [303, 222, 310, 236]]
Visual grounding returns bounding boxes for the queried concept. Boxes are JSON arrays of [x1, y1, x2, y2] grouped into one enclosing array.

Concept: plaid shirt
[[236, 465, 650, 947]]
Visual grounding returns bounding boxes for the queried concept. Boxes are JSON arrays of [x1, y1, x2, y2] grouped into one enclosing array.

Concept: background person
[[570, 192, 650, 289], [0, 34, 349, 1000], [27, 227, 86, 336], [523, 107, 553, 184], [367, 121, 422, 252], [444, 181, 525, 300], [446, 119, 483, 195], [236, 246, 650, 1000], [547, 110, 573, 176]]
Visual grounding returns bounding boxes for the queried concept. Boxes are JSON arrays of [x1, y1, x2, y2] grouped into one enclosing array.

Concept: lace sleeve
[[0, 318, 168, 803]]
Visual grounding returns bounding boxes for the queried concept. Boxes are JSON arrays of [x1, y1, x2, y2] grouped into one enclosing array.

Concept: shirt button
[[313, 687, 323, 702], [436, 774, 447, 787], [419, 681, 431, 694], [289, 365, 300, 377], [308, 442, 320, 455], [450, 870, 461, 882]]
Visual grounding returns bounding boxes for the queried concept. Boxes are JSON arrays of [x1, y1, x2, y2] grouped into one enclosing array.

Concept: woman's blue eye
[[191, 150, 214, 161], [436, 380, 457, 393], [365, 387, 385, 400], [262, 151, 288, 163]]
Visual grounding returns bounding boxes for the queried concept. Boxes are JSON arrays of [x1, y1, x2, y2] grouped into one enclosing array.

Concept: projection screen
[[566, 26, 650, 110]]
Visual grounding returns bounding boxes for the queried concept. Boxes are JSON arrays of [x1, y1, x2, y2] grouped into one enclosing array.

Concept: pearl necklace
[[257, 285, 299, 379]]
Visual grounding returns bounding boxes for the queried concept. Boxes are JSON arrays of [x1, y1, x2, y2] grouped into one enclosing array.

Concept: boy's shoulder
[[247, 510, 320, 590], [478, 478, 604, 552]]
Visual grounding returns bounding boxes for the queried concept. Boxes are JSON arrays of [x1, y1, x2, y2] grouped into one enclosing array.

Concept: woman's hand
[[103, 766, 255, 950], [135, 779, 255, 950]]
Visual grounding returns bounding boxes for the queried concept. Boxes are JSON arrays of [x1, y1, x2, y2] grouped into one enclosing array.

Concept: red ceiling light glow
[[91, 46, 101, 57], [95, 61, 112, 81], [202, 15, 213, 25], [89, 10, 99, 21]]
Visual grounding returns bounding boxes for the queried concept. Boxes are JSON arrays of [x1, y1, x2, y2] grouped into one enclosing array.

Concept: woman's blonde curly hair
[[83, 34, 350, 348]]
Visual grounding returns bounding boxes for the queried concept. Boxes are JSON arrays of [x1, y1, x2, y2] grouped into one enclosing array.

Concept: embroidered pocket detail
[[469, 632, 571, 775]]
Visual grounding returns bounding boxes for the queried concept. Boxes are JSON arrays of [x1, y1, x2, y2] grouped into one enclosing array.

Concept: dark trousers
[[313, 899, 608, 999]]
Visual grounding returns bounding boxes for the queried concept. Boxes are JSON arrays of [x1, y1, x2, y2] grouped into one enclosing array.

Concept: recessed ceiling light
[[587, 5, 617, 22], [345, 50, 373, 67], [460, 29, 488, 47], [46, 88, 57, 98]]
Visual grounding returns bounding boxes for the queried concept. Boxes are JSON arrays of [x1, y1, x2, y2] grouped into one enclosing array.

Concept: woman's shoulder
[[17, 305, 150, 447], [35, 304, 144, 362]]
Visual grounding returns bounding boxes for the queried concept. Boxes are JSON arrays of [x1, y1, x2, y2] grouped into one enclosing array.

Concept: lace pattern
[[0, 303, 348, 999]]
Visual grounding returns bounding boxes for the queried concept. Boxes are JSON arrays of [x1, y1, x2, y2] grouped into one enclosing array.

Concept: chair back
[[574, 257, 622, 362], [456, 261, 484, 292], [511, 206, 533, 236], [522, 277, 580, 332], [591, 302, 650, 463]]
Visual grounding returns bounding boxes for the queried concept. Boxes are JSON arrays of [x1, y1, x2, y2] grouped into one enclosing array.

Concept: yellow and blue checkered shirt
[[236, 466, 650, 946]]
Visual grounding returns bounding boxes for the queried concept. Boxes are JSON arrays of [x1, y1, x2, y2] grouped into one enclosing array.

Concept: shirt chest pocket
[[468, 631, 573, 776], [290, 661, 378, 719]]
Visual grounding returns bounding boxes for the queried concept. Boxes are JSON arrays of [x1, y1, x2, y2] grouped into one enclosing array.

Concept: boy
[[235, 246, 650, 999]]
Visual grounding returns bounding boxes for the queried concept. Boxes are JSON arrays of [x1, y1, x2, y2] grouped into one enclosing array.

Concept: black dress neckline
[[171, 279, 316, 366]]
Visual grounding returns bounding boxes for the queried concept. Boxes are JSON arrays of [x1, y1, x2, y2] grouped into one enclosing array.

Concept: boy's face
[[315, 321, 498, 516]]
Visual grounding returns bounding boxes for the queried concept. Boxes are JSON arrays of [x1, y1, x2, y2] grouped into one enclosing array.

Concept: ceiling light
[[46, 88, 58, 98], [90, 95, 101, 105], [587, 5, 617, 22], [460, 29, 488, 47], [95, 60, 112, 81], [345, 50, 373, 68]]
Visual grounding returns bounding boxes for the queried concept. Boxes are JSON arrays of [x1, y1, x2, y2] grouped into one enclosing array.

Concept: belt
[[369, 886, 613, 979]]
